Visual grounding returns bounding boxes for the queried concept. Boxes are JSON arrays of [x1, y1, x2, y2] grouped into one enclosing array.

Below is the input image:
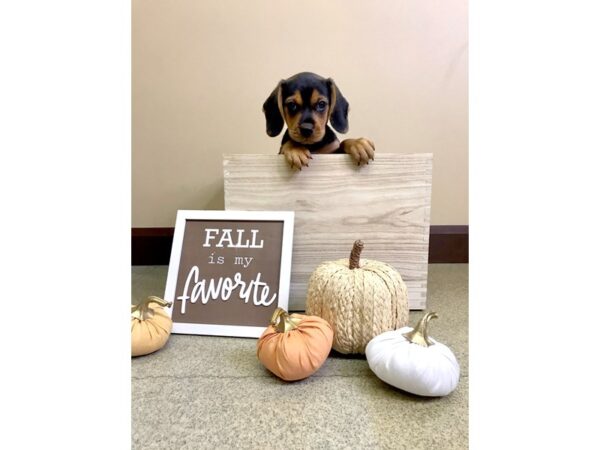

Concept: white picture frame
[[164, 210, 295, 338]]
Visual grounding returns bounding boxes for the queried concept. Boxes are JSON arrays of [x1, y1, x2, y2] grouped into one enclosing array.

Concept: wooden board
[[224, 153, 433, 310]]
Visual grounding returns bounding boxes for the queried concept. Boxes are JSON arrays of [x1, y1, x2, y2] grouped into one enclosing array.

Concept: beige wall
[[133, 0, 468, 227]]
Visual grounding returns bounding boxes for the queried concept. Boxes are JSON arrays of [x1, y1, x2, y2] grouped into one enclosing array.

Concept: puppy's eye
[[287, 102, 298, 113], [315, 101, 327, 112]]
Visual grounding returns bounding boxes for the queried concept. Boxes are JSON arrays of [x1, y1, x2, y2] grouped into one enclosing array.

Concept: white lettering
[[236, 229, 249, 248], [249, 229, 264, 248], [202, 228, 264, 248], [203, 229, 220, 247], [174, 266, 278, 313], [177, 266, 199, 314], [233, 256, 254, 268], [216, 229, 233, 248]]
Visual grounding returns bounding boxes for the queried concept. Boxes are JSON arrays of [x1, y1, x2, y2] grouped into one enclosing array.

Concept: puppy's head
[[263, 72, 349, 144]]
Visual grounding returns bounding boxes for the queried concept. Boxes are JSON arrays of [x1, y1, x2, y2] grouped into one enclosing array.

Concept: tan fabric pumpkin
[[257, 308, 333, 381], [305, 240, 409, 354], [131, 296, 173, 357]]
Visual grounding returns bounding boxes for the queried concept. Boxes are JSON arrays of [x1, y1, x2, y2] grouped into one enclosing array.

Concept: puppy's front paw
[[281, 143, 313, 171], [341, 138, 375, 166]]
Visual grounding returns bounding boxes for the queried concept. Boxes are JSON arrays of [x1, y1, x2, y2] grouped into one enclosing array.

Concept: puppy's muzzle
[[299, 122, 314, 137]]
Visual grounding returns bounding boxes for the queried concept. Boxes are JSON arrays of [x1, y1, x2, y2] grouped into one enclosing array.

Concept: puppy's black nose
[[300, 122, 314, 137]]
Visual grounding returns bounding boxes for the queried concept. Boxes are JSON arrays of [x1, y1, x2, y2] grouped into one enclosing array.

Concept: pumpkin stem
[[270, 307, 300, 333], [402, 311, 438, 347], [348, 240, 364, 269], [131, 296, 172, 321]]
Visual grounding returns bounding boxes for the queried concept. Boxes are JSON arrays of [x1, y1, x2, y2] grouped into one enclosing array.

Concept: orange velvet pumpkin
[[257, 308, 333, 381]]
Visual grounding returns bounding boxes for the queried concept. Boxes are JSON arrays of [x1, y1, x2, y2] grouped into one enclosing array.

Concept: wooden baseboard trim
[[132, 225, 468, 265], [131, 227, 175, 266], [428, 225, 469, 263]]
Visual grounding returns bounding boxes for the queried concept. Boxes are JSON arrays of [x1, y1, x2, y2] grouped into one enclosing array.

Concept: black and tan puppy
[[263, 72, 375, 170]]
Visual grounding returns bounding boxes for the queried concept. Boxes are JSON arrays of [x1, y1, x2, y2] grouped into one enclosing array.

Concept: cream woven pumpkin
[[305, 240, 409, 354]]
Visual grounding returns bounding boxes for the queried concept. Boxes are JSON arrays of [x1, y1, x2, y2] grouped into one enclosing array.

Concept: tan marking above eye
[[310, 89, 323, 104], [310, 90, 328, 110], [284, 91, 303, 106]]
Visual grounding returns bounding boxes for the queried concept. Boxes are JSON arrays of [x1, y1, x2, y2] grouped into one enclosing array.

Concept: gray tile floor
[[132, 264, 468, 449]]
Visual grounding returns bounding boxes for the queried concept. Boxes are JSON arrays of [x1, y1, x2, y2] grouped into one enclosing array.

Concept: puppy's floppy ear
[[262, 81, 285, 137], [327, 78, 349, 133]]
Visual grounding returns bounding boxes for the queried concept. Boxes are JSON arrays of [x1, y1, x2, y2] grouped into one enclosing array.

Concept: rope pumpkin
[[305, 240, 409, 354]]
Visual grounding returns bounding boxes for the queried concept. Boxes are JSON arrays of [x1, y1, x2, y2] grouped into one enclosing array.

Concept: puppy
[[263, 72, 375, 170]]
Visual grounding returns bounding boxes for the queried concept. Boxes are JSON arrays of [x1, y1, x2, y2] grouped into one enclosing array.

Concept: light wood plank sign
[[165, 210, 295, 337], [224, 154, 432, 310]]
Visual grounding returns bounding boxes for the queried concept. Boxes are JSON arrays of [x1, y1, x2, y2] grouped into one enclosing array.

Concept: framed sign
[[164, 210, 295, 338]]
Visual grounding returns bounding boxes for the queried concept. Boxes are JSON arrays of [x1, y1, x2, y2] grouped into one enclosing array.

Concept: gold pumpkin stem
[[270, 307, 300, 333], [131, 296, 172, 321], [402, 311, 438, 347], [348, 240, 364, 269]]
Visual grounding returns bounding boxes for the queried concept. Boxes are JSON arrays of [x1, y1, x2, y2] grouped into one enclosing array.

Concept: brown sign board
[[165, 210, 295, 337]]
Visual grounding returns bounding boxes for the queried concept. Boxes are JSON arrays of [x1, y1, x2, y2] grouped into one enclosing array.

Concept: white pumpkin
[[365, 312, 460, 397]]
